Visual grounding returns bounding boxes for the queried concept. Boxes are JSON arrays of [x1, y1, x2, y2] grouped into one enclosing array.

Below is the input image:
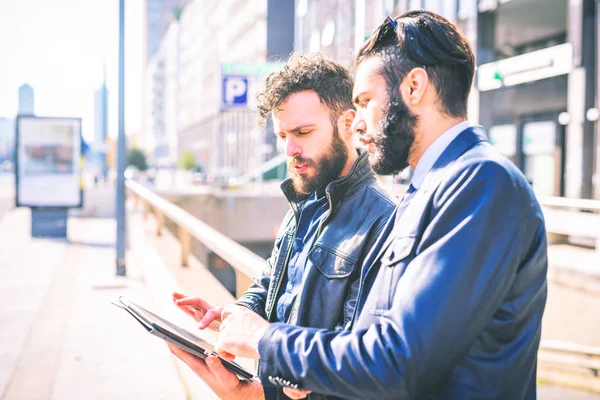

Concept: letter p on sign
[[222, 76, 248, 108]]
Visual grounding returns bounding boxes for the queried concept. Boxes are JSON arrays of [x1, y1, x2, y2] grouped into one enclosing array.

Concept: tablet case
[[112, 296, 255, 380]]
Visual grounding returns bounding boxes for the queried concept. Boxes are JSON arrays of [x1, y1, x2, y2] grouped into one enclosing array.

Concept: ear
[[339, 109, 356, 136], [401, 67, 429, 107]]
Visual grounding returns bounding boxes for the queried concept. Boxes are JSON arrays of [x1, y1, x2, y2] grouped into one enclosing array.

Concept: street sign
[[220, 62, 284, 110], [222, 76, 249, 108]]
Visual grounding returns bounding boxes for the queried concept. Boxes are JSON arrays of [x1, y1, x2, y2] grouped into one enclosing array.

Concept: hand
[[172, 292, 223, 331], [167, 343, 264, 400], [216, 304, 270, 359], [283, 387, 312, 399]]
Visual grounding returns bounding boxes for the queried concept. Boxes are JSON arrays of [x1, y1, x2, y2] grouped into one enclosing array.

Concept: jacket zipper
[[287, 189, 334, 325], [316, 187, 334, 237], [267, 201, 299, 322]]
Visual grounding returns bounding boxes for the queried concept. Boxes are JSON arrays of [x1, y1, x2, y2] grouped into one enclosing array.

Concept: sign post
[[116, 0, 126, 276]]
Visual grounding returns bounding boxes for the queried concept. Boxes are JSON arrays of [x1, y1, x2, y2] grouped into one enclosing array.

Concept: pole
[[116, 0, 126, 276], [355, 0, 365, 52]]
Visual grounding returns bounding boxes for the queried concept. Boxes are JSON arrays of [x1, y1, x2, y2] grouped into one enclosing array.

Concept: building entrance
[[489, 112, 565, 197]]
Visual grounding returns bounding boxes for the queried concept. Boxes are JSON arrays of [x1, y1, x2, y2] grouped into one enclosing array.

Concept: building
[[144, 19, 180, 167], [144, 0, 295, 175], [144, 0, 186, 63], [139, 0, 186, 161], [471, 0, 598, 199], [18, 84, 34, 116], [92, 71, 109, 178], [294, 0, 460, 69], [144, 40, 165, 165], [296, 0, 600, 199], [0, 118, 13, 162]]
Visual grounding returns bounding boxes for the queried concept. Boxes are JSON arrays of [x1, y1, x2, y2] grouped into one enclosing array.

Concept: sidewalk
[[1, 199, 599, 399], [0, 208, 212, 400]]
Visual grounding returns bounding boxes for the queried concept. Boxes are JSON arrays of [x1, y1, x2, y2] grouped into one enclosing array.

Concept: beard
[[367, 91, 417, 176], [288, 125, 349, 195]]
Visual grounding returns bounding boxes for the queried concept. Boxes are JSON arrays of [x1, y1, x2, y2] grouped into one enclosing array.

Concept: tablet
[[112, 296, 255, 380]]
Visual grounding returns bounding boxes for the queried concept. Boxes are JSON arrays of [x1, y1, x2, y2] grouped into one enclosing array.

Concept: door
[[520, 113, 565, 197]]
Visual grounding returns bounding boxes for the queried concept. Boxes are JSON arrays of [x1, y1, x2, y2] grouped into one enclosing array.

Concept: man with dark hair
[[216, 10, 548, 399], [167, 53, 396, 399]]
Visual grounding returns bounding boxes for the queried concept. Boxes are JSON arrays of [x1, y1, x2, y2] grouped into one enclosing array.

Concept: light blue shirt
[[410, 121, 475, 190]]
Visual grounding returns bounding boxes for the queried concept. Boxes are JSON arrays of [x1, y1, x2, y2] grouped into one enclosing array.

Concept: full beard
[[368, 92, 417, 176], [289, 126, 349, 195]]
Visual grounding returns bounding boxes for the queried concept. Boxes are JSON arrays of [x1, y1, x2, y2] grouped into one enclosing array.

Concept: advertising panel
[[16, 116, 82, 208]]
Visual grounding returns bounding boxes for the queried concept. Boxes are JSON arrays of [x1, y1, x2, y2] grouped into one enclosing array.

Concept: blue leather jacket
[[258, 127, 548, 400], [237, 152, 396, 327], [236, 152, 396, 398]]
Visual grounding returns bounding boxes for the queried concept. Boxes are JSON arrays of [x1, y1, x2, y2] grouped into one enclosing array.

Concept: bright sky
[[0, 0, 144, 143]]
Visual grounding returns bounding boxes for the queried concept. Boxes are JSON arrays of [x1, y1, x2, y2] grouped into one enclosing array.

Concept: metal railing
[[126, 180, 265, 297], [538, 196, 600, 253], [538, 340, 600, 391], [538, 196, 600, 212]]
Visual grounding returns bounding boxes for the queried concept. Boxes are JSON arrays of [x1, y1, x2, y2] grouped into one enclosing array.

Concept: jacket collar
[[428, 125, 488, 174], [415, 125, 488, 196], [280, 151, 375, 211]]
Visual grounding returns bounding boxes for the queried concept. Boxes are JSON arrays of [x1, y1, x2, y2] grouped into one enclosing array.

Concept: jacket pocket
[[374, 235, 416, 312], [380, 235, 416, 267], [308, 245, 356, 279]]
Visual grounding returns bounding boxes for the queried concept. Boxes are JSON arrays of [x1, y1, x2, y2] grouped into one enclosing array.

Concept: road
[[0, 173, 14, 222]]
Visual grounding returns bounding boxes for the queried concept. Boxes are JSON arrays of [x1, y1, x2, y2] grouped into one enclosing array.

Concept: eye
[[359, 99, 370, 108], [297, 131, 311, 136], [277, 132, 287, 140]]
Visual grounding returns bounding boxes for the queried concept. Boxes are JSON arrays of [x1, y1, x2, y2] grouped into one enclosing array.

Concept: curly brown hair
[[256, 53, 354, 126]]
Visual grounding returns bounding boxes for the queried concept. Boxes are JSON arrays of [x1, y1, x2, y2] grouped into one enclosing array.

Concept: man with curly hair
[[167, 53, 396, 399]]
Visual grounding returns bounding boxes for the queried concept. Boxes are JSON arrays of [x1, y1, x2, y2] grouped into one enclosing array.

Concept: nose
[[285, 136, 301, 158], [351, 109, 366, 135]]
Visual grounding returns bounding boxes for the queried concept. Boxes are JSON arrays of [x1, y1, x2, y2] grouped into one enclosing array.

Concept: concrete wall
[[158, 188, 289, 293]]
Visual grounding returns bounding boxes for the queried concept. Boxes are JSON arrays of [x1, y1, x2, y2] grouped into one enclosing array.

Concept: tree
[[179, 150, 197, 171], [127, 147, 148, 171]]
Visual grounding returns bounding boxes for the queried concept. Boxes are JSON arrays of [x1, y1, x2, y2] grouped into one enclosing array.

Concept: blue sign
[[222, 75, 248, 108]]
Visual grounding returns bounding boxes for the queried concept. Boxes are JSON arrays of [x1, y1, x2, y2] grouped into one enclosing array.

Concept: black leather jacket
[[236, 152, 396, 397]]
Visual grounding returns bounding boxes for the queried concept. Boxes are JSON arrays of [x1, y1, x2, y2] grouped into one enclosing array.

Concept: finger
[[167, 343, 179, 353], [283, 387, 312, 399], [220, 304, 238, 321], [217, 350, 236, 360], [205, 355, 239, 387], [175, 296, 209, 308], [177, 306, 198, 318], [172, 292, 186, 301], [168, 344, 211, 375], [199, 309, 221, 330], [215, 336, 240, 359]]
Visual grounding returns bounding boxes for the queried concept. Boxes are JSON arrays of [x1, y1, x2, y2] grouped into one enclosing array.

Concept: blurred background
[[0, 0, 599, 399]]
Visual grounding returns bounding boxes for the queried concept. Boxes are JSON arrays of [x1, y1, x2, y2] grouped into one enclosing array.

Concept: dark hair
[[256, 53, 354, 126], [356, 10, 475, 118]]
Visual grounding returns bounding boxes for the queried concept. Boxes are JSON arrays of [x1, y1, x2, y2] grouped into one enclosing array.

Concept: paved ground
[[539, 386, 600, 399], [0, 179, 598, 399], [0, 174, 14, 223], [0, 208, 214, 399]]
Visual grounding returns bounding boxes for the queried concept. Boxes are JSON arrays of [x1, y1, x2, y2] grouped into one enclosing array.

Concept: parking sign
[[222, 76, 248, 108]]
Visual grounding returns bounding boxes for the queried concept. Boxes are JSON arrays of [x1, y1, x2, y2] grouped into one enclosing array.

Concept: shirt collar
[[410, 121, 474, 190]]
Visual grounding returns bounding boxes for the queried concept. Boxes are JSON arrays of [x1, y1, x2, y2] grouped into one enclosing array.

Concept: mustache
[[288, 156, 315, 167]]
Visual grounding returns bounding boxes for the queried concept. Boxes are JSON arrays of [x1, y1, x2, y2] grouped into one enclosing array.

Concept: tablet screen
[[130, 302, 217, 353]]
